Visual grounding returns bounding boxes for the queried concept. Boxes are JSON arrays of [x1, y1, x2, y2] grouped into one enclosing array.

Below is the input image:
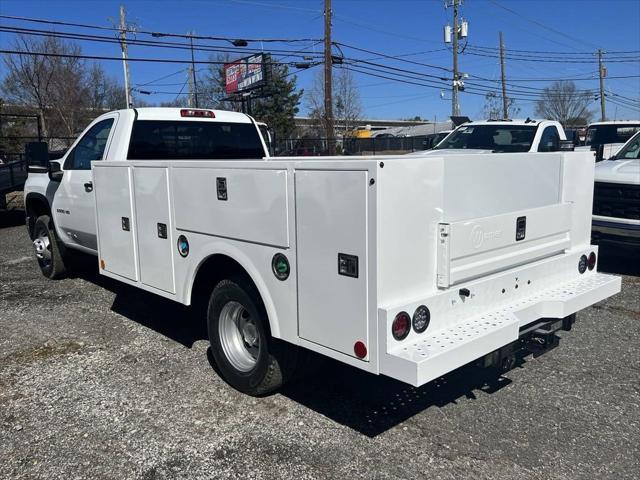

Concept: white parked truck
[[591, 130, 640, 249], [577, 120, 640, 161], [24, 108, 620, 396], [409, 119, 568, 155]]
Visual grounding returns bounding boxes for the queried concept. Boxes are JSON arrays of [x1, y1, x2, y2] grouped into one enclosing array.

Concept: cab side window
[[65, 118, 115, 170], [538, 126, 560, 152]]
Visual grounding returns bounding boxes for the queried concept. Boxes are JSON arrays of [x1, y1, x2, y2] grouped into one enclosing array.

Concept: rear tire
[[32, 214, 67, 279], [207, 278, 297, 396]]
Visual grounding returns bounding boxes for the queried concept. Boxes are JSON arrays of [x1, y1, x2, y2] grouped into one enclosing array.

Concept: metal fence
[[273, 136, 429, 156], [0, 159, 27, 195]]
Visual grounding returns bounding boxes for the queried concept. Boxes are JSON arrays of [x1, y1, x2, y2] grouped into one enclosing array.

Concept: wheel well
[[191, 254, 266, 318], [25, 194, 51, 238]]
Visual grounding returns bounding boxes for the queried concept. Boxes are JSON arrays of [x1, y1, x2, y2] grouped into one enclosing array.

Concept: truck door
[[53, 114, 118, 251]]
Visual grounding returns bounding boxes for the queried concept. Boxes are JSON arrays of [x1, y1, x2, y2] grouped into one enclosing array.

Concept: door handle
[[84, 181, 93, 193]]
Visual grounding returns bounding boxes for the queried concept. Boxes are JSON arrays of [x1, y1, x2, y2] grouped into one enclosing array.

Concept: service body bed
[[92, 151, 620, 386]]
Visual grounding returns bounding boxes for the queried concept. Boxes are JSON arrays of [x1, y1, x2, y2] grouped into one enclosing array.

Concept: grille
[[593, 182, 640, 220]]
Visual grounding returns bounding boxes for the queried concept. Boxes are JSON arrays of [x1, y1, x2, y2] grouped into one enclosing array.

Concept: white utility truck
[[24, 108, 621, 396], [410, 119, 567, 155]]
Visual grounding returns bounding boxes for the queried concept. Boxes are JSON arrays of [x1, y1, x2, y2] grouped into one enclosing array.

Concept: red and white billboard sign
[[224, 54, 266, 94]]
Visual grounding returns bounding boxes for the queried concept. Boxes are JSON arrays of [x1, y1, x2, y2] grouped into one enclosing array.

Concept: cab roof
[[459, 118, 554, 126], [587, 120, 640, 127], [130, 107, 253, 123]]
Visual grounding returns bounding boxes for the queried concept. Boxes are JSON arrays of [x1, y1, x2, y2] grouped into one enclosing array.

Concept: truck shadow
[[71, 260, 547, 438], [70, 260, 208, 348], [280, 355, 516, 438]]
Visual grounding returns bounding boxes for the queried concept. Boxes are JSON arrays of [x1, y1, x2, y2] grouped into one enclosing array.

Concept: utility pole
[[187, 65, 194, 108], [451, 0, 460, 117], [444, 1, 466, 117], [499, 31, 508, 119], [119, 5, 133, 108], [189, 32, 199, 108], [324, 0, 335, 155], [597, 49, 606, 121]]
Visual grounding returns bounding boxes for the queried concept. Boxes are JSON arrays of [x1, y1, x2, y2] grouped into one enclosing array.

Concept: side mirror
[[48, 162, 64, 182], [559, 140, 574, 152], [26, 141, 49, 173]]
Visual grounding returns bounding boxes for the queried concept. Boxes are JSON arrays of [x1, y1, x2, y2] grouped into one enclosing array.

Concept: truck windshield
[[127, 121, 265, 160], [433, 124, 537, 152], [586, 124, 640, 146], [613, 132, 640, 159]]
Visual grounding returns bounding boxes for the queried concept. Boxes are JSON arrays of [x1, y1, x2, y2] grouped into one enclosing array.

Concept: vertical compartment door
[[295, 170, 369, 359], [133, 167, 175, 294], [94, 165, 137, 281]]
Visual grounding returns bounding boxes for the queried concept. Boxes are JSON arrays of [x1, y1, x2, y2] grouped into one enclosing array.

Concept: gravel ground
[[1, 201, 638, 480]]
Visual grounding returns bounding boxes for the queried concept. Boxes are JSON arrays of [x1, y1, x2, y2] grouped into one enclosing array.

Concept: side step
[[381, 273, 621, 387]]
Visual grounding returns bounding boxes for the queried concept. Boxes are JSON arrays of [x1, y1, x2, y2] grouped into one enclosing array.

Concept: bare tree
[[86, 64, 127, 111], [482, 91, 520, 120], [306, 68, 362, 137], [1, 35, 58, 137], [534, 80, 594, 126], [1, 35, 126, 145], [198, 53, 240, 111]]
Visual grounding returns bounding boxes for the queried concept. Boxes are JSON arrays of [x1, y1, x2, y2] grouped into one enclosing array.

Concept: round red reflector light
[[578, 255, 588, 274], [354, 341, 367, 359], [392, 312, 411, 341], [588, 251, 596, 271]]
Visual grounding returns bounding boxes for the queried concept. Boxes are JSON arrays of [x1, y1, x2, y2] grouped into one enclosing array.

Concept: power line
[[0, 25, 326, 59], [0, 14, 320, 43], [336, 42, 452, 72], [0, 48, 313, 67], [463, 49, 640, 64], [466, 43, 640, 56], [486, 0, 599, 50]]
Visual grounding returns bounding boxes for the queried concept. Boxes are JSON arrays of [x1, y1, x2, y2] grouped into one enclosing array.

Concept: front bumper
[[380, 254, 621, 387]]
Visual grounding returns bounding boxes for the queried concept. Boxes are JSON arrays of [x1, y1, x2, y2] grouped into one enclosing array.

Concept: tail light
[[588, 251, 597, 271], [392, 312, 411, 341], [180, 109, 215, 118], [412, 305, 431, 333], [578, 255, 588, 274]]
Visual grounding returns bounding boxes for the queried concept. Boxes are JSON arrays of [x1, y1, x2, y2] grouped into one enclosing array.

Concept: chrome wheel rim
[[218, 301, 260, 372], [33, 230, 52, 266]]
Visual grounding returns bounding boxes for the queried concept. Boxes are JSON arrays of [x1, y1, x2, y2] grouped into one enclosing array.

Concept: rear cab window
[[586, 124, 640, 146], [127, 121, 266, 160]]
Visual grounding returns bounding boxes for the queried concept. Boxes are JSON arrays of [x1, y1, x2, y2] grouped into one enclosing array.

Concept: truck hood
[[594, 159, 640, 185]]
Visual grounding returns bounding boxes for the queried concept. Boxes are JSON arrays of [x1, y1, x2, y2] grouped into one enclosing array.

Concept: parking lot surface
[[1, 201, 639, 479]]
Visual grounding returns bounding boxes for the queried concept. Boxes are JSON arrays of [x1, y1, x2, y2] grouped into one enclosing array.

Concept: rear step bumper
[[381, 272, 620, 387]]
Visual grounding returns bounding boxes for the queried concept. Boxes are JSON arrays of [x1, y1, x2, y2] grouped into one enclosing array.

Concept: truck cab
[[409, 119, 567, 155], [577, 120, 640, 161], [24, 108, 269, 264]]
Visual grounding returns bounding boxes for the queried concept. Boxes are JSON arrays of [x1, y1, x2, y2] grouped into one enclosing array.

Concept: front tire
[[207, 278, 296, 396], [32, 214, 67, 279]]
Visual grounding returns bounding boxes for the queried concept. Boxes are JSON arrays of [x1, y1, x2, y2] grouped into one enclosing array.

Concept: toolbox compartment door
[[133, 167, 175, 294], [94, 165, 138, 281], [437, 203, 572, 288], [295, 170, 369, 359]]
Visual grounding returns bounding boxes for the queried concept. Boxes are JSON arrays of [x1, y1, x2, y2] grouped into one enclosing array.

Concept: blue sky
[[1, 0, 639, 121]]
